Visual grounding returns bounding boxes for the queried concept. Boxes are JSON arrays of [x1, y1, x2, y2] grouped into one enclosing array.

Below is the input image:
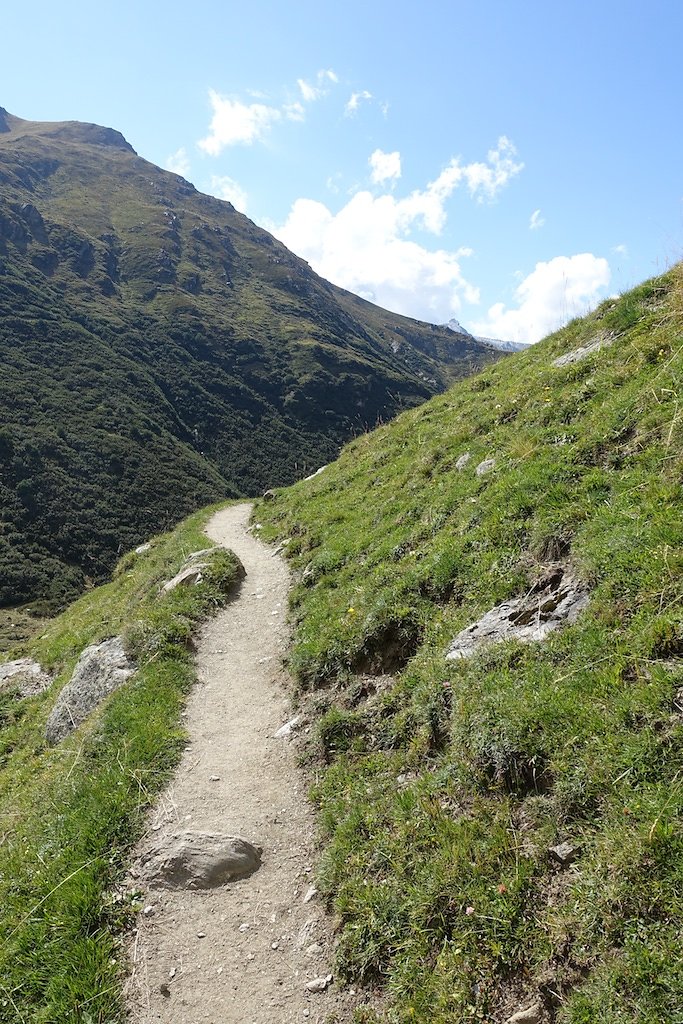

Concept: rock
[[0, 658, 50, 698], [274, 716, 301, 739], [506, 1002, 543, 1024], [303, 885, 318, 903], [306, 942, 324, 956], [553, 334, 612, 367], [45, 637, 136, 744], [446, 568, 589, 661], [263, 489, 277, 501], [475, 457, 496, 476], [305, 974, 333, 993], [187, 547, 218, 563], [161, 563, 208, 594], [455, 452, 471, 470], [304, 465, 328, 481], [548, 841, 579, 865], [135, 542, 152, 555], [140, 832, 262, 889]]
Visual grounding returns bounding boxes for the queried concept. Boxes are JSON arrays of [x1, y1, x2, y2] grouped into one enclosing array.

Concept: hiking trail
[[126, 503, 360, 1024]]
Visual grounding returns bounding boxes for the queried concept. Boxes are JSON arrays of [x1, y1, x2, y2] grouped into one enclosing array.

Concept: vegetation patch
[[0, 505, 242, 1023], [256, 267, 683, 1022]]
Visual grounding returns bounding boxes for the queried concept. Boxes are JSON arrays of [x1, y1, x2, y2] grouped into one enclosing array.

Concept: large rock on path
[[45, 636, 136, 744], [141, 832, 262, 889]]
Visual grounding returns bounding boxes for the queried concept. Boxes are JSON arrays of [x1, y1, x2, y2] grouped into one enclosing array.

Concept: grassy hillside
[[0, 108, 497, 609], [0, 508, 242, 1022], [256, 266, 683, 1022]]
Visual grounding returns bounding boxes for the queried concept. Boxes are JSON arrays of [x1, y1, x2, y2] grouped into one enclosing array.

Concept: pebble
[[197, 931, 206, 938], [209, 775, 220, 782], [305, 974, 333, 992], [303, 885, 318, 903]]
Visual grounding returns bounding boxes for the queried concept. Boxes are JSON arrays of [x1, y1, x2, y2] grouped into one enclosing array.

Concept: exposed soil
[[126, 503, 364, 1024]]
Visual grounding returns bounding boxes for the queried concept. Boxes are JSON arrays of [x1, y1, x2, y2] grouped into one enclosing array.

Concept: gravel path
[[126, 503, 358, 1024]]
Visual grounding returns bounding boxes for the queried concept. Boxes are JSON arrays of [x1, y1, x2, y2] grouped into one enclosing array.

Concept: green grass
[[256, 266, 683, 1023], [0, 504, 243, 1023]]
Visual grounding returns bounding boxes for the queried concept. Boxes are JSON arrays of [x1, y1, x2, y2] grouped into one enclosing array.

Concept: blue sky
[[3, 0, 682, 341]]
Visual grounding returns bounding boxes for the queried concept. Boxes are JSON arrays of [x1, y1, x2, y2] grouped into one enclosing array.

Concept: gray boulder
[[553, 334, 612, 367], [0, 658, 51, 698], [45, 637, 136, 744], [141, 832, 262, 889], [161, 562, 208, 593], [447, 569, 589, 660]]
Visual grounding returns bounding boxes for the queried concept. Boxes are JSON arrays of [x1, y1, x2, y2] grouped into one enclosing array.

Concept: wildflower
[[498, 884, 507, 894], [465, 906, 475, 915], [347, 607, 356, 616]]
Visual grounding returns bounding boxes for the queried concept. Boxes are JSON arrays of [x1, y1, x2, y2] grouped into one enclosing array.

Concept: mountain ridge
[[0, 109, 499, 609]]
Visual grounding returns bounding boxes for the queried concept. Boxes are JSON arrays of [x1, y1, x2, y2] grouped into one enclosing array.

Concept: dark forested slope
[[0, 108, 497, 608]]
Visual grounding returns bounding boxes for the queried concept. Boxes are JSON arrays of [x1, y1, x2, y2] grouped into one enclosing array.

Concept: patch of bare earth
[[126, 503, 364, 1024]]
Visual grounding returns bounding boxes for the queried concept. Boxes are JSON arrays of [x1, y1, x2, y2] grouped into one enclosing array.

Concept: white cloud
[[345, 90, 373, 116], [612, 243, 629, 256], [198, 90, 281, 154], [272, 139, 522, 322], [529, 208, 545, 230], [284, 101, 305, 122], [208, 174, 248, 212], [471, 254, 611, 344], [165, 147, 191, 178], [369, 149, 401, 185], [297, 68, 339, 103]]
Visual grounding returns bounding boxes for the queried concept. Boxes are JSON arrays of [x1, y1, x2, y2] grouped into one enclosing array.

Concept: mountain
[[0, 109, 498, 609], [258, 267, 683, 1022], [445, 316, 530, 352]]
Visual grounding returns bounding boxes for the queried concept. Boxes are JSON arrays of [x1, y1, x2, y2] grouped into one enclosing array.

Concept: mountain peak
[[0, 108, 136, 153]]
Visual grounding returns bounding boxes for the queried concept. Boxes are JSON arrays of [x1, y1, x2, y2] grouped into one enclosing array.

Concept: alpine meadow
[[0, 97, 681, 1024]]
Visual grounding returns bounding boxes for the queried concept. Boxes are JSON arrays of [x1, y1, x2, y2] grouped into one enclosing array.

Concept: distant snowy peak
[[444, 318, 530, 353]]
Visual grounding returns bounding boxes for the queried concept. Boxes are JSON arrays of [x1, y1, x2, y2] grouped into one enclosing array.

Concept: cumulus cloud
[[345, 90, 373, 116], [612, 243, 628, 256], [165, 147, 191, 178], [529, 209, 545, 230], [284, 101, 305, 122], [208, 174, 248, 212], [198, 90, 281, 154], [470, 254, 611, 344], [369, 149, 401, 184], [272, 139, 522, 321]]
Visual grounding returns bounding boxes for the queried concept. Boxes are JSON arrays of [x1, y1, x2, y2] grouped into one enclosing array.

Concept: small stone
[[209, 775, 220, 782], [159, 983, 171, 997], [135, 543, 151, 555], [239, 922, 250, 932], [305, 974, 333, 992], [303, 885, 318, 904], [271, 941, 279, 950], [168, 967, 176, 979], [455, 452, 471, 470], [142, 905, 155, 917], [548, 841, 578, 865], [197, 931, 206, 938], [475, 457, 496, 476], [506, 1002, 543, 1024], [305, 943, 324, 956]]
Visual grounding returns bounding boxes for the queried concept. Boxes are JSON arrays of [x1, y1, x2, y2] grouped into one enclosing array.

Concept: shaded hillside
[[257, 267, 683, 1022], [0, 108, 497, 608]]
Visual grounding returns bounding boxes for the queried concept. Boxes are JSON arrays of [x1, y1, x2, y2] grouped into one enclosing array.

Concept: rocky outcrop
[[553, 334, 612, 367], [140, 832, 262, 889], [45, 636, 136, 744], [0, 658, 50, 698], [446, 568, 589, 660]]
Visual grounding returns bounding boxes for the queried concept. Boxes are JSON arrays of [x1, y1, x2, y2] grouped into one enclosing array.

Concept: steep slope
[[257, 267, 683, 1022], [0, 108, 497, 608]]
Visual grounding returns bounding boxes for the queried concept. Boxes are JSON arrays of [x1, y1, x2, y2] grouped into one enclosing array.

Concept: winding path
[[127, 503, 356, 1023]]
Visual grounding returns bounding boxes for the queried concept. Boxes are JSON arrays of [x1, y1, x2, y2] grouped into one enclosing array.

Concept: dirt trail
[[127, 503, 357, 1024]]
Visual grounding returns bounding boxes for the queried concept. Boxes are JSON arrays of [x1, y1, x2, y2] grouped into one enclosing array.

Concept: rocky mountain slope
[[257, 266, 683, 1022], [0, 108, 498, 608]]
